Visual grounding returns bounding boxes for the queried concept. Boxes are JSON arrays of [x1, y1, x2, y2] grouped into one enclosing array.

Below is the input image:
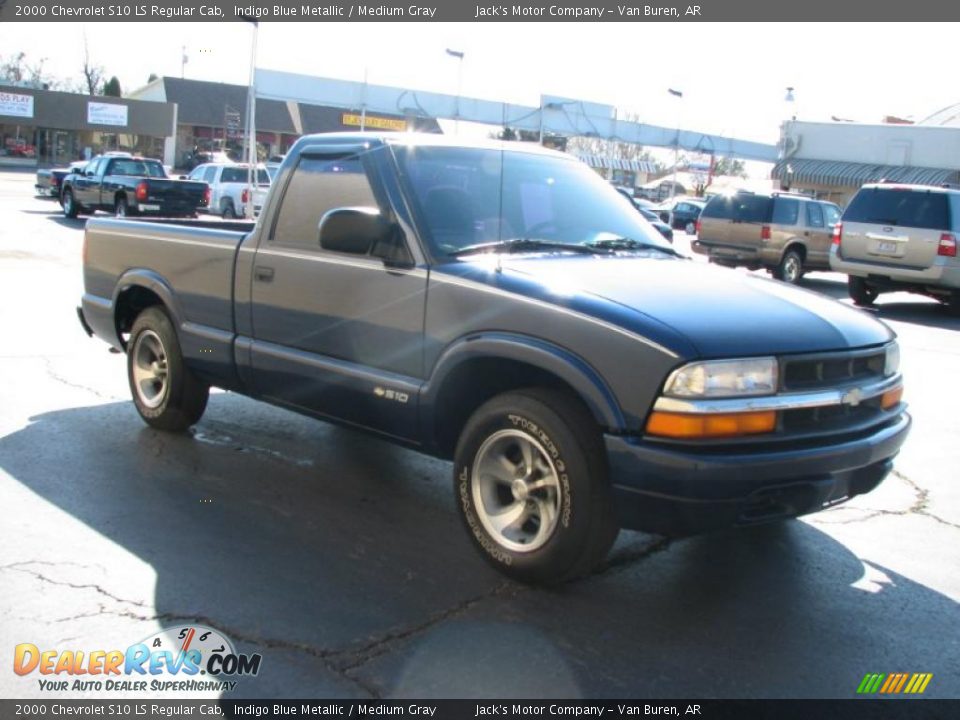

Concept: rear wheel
[[221, 200, 237, 219], [454, 388, 619, 585], [775, 249, 804, 284], [848, 276, 879, 307], [62, 189, 80, 218], [127, 306, 209, 431], [115, 196, 132, 218]]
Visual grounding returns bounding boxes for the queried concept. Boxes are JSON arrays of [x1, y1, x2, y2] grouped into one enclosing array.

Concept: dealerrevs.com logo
[[14, 625, 262, 693]]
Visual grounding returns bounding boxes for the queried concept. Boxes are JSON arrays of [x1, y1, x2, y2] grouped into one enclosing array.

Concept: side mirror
[[179, 175, 188, 180], [319, 207, 404, 260]]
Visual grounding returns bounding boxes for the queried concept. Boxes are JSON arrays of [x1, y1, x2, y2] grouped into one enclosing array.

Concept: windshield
[[392, 145, 671, 257]]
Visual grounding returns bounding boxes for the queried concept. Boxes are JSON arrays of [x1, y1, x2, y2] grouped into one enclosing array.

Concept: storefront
[[0, 85, 175, 168], [128, 77, 442, 169]]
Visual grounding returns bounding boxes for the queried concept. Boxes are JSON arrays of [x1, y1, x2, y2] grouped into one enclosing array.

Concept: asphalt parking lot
[[1, 168, 958, 700]]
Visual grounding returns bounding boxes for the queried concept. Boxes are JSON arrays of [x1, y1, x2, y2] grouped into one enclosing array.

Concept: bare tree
[[81, 36, 104, 96], [1, 51, 55, 88]]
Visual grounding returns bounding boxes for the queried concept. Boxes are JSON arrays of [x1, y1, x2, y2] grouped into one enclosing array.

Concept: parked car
[[830, 183, 960, 313], [35, 161, 87, 199], [694, 190, 841, 283], [615, 187, 673, 241], [651, 197, 706, 231], [77, 133, 908, 585], [186, 163, 270, 218], [61, 155, 209, 219]]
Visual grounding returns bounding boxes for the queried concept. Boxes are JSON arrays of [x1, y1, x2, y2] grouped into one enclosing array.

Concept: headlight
[[664, 357, 778, 398], [884, 342, 900, 377]]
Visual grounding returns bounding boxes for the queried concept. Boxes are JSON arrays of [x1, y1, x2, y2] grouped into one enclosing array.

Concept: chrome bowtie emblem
[[842, 388, 863, 407]]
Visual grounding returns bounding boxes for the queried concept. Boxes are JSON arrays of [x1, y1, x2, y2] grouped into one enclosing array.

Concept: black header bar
[[0, 0, 958, 22], [0, 699, 956, 719]]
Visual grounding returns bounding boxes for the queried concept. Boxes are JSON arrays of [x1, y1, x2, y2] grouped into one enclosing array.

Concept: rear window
[[843, 188, 950, 230], [221, 167, 270, 184], [700, 194, 772, 223]]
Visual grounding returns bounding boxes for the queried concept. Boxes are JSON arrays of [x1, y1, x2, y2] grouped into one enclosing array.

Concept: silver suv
[[831, 183, 960, 313]]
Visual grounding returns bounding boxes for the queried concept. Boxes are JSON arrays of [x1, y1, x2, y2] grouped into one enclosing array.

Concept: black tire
[[222, 200, 236, 219], [454, 388, 619, 585], [946, 292, 960, 317], [115, 195, 132, 218], [774, 248, 804, 284], [848, 276, 879, 307], [62, 189, 79, 219], [127, 306, 209, 431]]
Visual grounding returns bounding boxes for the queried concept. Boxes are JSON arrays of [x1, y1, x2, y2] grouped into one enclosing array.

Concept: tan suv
[[830, 183, 960, 314], [693, 191, 841, 283]]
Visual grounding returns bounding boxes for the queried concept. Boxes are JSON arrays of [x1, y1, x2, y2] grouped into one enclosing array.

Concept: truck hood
[[447, 255, 893, 358]]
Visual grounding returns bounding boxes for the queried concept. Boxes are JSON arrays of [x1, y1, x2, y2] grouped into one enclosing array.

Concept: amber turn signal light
[[881, 386, 903, 410], [646, 410, 777, 439]]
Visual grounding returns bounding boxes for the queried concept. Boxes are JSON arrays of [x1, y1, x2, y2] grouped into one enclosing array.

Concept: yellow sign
[[341, 113, 407, 132]]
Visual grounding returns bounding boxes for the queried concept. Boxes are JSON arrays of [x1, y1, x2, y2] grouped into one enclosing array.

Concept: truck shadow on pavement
[[2, 396, 957, 698]]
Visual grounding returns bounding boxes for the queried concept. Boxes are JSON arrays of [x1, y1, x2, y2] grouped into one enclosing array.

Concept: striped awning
[[576, 154, 657, 173], [772, 158, 960, 188]]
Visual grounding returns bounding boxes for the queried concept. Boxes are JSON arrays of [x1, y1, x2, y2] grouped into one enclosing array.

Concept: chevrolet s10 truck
[[78, 134, 910, 584]]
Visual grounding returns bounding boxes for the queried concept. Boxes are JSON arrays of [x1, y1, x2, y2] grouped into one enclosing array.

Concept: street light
[[446, 48, 465, 134], [240, 15, 259, 219], [785, 86, 796, 120], [668, 88, 683, 200]]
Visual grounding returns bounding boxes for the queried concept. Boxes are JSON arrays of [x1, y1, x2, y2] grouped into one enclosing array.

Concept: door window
[[271, 154, 380, 252], [771, 198, 800, 225], [806, 202, 825, 228]]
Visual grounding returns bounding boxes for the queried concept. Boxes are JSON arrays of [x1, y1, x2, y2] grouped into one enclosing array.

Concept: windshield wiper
[[584, 236, 680, 256], [450, 238, 609, 257]]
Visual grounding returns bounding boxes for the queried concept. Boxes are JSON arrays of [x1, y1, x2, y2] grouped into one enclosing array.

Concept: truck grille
[[780, 348, 885, 392]]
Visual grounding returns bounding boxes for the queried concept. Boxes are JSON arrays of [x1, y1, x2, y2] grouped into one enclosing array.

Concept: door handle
[[254, 266, 274, 282]]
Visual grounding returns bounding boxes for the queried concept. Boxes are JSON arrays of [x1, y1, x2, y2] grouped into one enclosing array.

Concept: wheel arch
[[420, 333, 625, 459], [112, 270, 185, 349]]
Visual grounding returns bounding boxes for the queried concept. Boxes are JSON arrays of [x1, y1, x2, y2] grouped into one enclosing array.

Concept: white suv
[[831, 183, 960, 314], [187, 163, 270, 218]]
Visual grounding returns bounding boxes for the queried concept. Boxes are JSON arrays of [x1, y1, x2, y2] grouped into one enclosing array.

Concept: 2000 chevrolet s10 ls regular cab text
[[77, 134, 910, 584]]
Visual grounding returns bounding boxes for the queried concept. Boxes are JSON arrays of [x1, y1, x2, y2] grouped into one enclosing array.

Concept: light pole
[[241, 17, 259, 219], [668, 88, 683, 200], [446, 48, 464, 134]]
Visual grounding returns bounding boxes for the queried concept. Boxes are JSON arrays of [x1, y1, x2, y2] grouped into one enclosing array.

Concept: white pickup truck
[[185, 163, 270, 218]]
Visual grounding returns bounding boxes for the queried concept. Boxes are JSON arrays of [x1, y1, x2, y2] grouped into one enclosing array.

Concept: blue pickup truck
[[78, 133, 910, 584], [61, 154, 208, 219]]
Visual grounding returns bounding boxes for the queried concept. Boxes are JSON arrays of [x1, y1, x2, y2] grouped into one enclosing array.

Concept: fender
[[112, 268, 187, 345], [420, 332, 626, 435]]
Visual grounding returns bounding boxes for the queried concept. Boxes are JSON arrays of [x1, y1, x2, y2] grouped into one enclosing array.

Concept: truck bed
[[82, 217, 253, 343]]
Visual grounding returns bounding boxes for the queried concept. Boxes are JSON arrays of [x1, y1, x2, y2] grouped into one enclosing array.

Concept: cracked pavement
[[1, 171, 958, 699]]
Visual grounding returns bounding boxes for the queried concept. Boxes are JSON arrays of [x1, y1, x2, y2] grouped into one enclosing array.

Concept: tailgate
[[840, 187, 949, 269]]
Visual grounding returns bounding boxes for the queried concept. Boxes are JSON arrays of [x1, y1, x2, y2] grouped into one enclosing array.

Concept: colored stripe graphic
[[857, 672, 932, 694]]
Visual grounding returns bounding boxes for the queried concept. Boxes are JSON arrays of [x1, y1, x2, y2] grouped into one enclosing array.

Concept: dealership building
[[1, 77, 442, 170], [127, 77, 442, 168], [0, 84, 175, 167]]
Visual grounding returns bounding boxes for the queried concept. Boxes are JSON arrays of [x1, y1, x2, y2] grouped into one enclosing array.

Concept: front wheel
[[848, 276, 879, 307], [454, 389, 619, 585], [127, 306, 209, 431]]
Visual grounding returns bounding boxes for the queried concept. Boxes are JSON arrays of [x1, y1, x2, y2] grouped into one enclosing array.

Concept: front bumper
[[605, 412, 911, 535]]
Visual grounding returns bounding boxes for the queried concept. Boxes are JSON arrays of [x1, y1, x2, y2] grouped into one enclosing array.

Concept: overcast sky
[[2, 21, 957, 148]]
